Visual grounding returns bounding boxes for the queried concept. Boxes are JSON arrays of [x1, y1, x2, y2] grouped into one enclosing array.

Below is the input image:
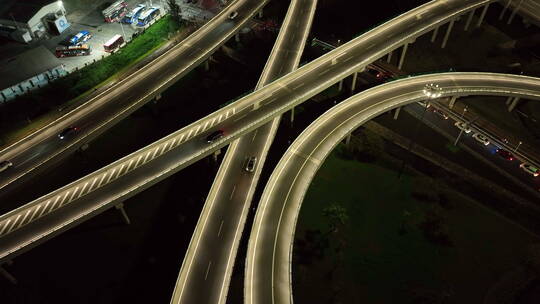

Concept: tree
[[323, 203, 348, 233], [167, 0, 182, 25]]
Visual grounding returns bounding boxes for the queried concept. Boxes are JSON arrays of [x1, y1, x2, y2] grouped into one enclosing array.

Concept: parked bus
[[137, 7, 160, 26], [55, 44, 91, 57], [103, 34, 124, 52], [122, 4, 145, 24], [102, 0, 128, 23]]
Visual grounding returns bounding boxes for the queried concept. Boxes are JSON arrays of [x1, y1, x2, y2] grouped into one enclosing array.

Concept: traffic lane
[[0, 0, 264, 192], [178, 0, 317, 301], [0, 0, 484, 193], [406, 103, 540, 191]]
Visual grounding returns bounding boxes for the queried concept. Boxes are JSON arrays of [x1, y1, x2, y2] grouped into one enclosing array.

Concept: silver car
[[0, 160, 13, 173]]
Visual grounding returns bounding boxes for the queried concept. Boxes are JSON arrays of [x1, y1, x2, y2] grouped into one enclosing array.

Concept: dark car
[[58, 127, 79, 139], [245, 156, 257, 172], [431, 108, 449, 120], [0, 160, 13, 173], [366, 67, 392, 80], [229, 11, 238, 19], [206, 130, 224, 143], [496, 149, 514, 161]]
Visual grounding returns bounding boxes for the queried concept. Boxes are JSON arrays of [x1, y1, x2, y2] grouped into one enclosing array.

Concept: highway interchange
[[1, 0, 540, 303]]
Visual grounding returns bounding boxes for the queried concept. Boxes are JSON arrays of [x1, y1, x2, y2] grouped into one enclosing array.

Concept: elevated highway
[[169, 0, 317, 303], [245, 72, 540, 304], [0, 0, 497, 276], [0, 0, 268, 193]]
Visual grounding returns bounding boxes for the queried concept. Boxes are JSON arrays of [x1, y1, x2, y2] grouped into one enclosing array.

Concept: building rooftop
[[0, 0, 58, 23], [0, 45, 62, 89]]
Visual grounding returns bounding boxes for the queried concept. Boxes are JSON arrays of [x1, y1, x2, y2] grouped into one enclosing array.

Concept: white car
[[472, 133, 490, 146], [454, 121, 471, 133], [520, 163, 540, 177], [0, 160, 13, 173], [228, 11, 238, 19]]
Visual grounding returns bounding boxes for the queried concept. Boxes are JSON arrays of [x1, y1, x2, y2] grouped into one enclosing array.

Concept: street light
[[459, 105, 468, 120]]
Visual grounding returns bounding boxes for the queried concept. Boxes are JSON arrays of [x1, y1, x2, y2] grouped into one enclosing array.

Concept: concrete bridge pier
[[464, 8, 475, 31], [115, 203, 131, 225], [213, 148, 221, 161], [386, 50, 392, 63], [449, 96, 458, 109], [499, 0, 512, 20], [1, 265, 17, 284], [441, 19, 455, 49], [430, 26, 439, 42], [398, 43, 408, 70], [393, 107, 401, 120], [507, 97, 520, 112], [258, 9, 263, 18], [235, 32, 240, 42], [508, 0, 523, 25], [476, 4, 490, 27]]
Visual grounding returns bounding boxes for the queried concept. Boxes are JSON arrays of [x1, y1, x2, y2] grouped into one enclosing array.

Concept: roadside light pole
[[454, 117, 478, 146], [513, 141, 522, 152], [459, 105, 468, 120]]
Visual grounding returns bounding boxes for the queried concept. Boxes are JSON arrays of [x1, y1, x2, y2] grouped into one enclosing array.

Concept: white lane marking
[[343, 56, 354, 63], [78, 182, 89, 198], [205, 261, 212, 281], [152, 146, 160, 159], [59, 191, 71, 207], [39, 200, 52, 217], [318, 69, 330, 76], [292, 82, 304, 90], [116, 164, 125, 178], [98, 173, 108, 188], [126, 159, 135, 172], [218, 220, 224, 237], [170, 138, 178, 149], [107, 168, 117, 183], [51, 196, 61, 211], [89, 177, 99, 191], [19, 210, 32, 228], [143, 150, 152, 164], [68, 187, 79, 203], [28, 206, 42, 223], [134, 155, 144, 168], [7, 215, 21, 234], [0, 220, 11, 235], [229, 185, 236, 200], [161, 142, 169, 154]]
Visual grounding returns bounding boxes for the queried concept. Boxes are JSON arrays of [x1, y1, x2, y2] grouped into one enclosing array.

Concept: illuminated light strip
[[68, 187, 79, 204], [143, 150, 153, 164], [217, 114, 223, 124], [28, 206, 42, 224], [89, 177, 99, 191], [170, 138, 178, 149], [202, 121, 209, 131], [187, 129, 194, 139], [177, 134, 185, 144], [18, 210, 33, 229], [78, 182, 89, 199], [161, 142, 169, 155], [194, 125, 201, 135]]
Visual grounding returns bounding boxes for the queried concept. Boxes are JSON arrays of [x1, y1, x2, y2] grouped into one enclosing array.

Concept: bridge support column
[[338, 79, 343, 91], [398, 43, 408, 70], [235, 33, 240, 42], [155, 93, 162, 101], [213, 148, 221, 161], [290, 107, 295, 124], [508, 1, 522, 25], [115, 203, 130, 225], [386, 50, 392, 63], [430, 26, 439, 42], [351, 72, 358, 93], [499, 0, 512, 20], [205, 60, 210, 71], [393, 107, 401, 120], [464, 9, 475, 31], [0, 266, 16, 284], [441, 19, 455, 49], [258, 9, 263, 18], [476, 4, 489, 27], [508, 97, 520, 112], [345, 132, 351, 148], [449, 96, 458, 109]]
